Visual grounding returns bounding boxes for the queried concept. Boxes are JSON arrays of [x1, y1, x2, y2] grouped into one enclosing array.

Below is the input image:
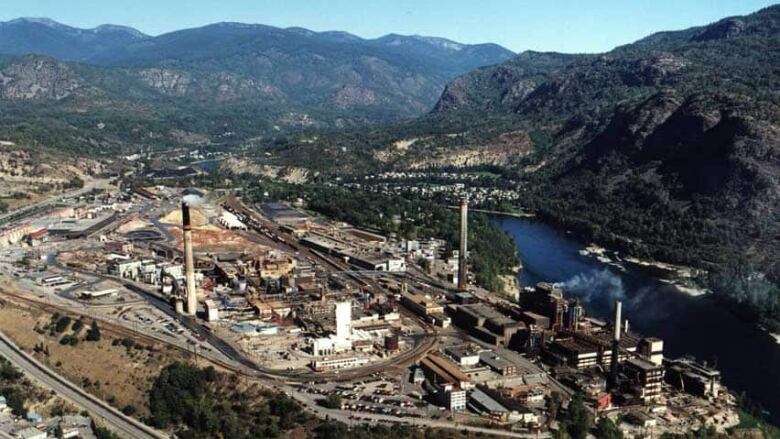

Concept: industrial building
[[624, 357, 664, 402], [260, 203, 308, 225], [420, 352, 473, 390], [519, 311, 551, 330], [48, 213, 117, 239], [451, 304, 524, 347], [310, 301, 354, 356], [300, 233, 405, 272], [468, 387, 510, 420], [445, 345, 483, 367], [638, 337, 664, 366], [479, 351, 519, 376], [204, 299, 220, 321], [401, 291, 444, 317], [665, 357, 721, 398], [546, 331, 641, 369], [218, 211, 248, 230], [521, 282, 567, 331], [79, 289, 118, 300]]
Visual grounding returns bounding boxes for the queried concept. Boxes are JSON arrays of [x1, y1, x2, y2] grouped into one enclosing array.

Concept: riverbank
[[492, 214, 780, 425], [498, 264, 523, 301], [489, 212, 711, 298]]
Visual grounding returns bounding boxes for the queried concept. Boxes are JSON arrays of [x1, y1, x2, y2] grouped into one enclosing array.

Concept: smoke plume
[[182, 194, 204, 207], [555, 269, 626, 308]]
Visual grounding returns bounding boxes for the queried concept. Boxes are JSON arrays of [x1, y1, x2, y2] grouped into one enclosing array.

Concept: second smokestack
[[609, 300, 622, 389], [458, 196, 468, 291], [182, 202, 197, 316]]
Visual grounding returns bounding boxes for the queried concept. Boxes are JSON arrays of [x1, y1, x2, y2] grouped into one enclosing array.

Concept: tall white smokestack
[[182, 202, 197, 316], [609, 300, 622, 389], [457, 196, 468, 291], [335, 301, 351, 341]]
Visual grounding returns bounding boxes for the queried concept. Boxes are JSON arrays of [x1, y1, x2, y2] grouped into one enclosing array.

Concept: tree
[[0, 359, 23, 381], [269, 393, 304, 429], [563, 393, 592, 439], [547, 391, 563, 423], [54, 316, 71, 333], [1, 388, 26, 416], [91, 421, 121, 439], [86, 320, 101, 342], [71, 319, 84, 332], [315, 421, 349, 439], [320, 394, 342, 409], [595, 417, 623, 439]]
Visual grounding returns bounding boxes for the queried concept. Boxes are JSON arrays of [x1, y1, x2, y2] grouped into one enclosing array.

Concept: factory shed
[[468, 388, 509, 420]]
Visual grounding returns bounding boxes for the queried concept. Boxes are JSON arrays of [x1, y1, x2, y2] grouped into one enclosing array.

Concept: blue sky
[[1, 0, 777, 53]]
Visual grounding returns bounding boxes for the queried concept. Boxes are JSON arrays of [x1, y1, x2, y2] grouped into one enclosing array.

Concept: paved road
[[0, 332, 167, 439], [0, 176, 113, 225]]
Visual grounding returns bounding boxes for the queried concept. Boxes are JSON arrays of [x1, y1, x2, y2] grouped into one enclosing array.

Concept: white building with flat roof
[[79, 289, 118, 300]]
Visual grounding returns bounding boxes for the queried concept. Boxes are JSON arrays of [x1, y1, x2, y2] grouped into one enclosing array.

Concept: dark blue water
[[493, 215, 780, 423], [192, 159, 223, 173]]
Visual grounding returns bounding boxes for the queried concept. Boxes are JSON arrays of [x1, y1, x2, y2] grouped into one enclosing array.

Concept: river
[[492, 215, 780, 423]]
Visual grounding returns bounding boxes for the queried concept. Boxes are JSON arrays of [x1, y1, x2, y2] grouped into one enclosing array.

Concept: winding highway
[[0, 176, 114, 226], [0, 331, 167, 439]]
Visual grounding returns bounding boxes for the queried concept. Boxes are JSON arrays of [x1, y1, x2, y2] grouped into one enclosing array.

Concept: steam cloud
[[182, 194, 204, 206], [554, 269, 627, 308]]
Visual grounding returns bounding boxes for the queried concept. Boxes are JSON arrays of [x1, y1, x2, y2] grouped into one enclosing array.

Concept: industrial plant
[[0, 183, 741, 438]]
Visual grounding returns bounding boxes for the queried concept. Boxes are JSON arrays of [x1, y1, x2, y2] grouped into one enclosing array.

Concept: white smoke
[[554, 269, 627, 306], [182, 194, 204, 206], [554, 268, 662, 317]]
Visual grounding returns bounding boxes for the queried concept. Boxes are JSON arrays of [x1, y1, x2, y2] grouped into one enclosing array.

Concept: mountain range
[[0, 17, 513, 150]]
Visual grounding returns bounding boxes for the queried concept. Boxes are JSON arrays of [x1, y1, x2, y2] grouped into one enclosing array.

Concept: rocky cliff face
[[0, 56, 84, 100], [382, 130, 533, 169], [137, 68, 286, 102], [137, 68, 191, 97]]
